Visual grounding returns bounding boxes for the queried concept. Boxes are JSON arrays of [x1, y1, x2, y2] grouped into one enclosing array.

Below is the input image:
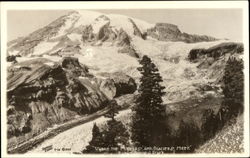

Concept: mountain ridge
[[7, 10, 217, 57], [6, 10, 243, 153]]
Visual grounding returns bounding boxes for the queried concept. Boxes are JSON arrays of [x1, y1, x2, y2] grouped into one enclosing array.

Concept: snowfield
[[51, 13, 79, 39], [14, 38, 229, 105], [74, 10, 102, 28], [132, 37, 230, 103], [67, 33, 82, 42], [75, 45, 140, 77]]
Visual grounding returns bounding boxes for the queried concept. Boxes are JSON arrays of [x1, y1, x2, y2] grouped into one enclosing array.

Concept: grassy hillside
[[195, 115, 244, 153]]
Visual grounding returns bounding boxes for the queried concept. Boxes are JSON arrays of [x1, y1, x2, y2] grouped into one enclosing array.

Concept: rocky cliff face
[[97, 72, 137, 99], [188, 42, 244, 83], [7, 57, 136, 140], [147, 23, 217, 43]]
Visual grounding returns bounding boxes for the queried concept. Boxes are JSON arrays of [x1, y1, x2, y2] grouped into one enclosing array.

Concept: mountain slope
[[7, 10, 217, 57], [6, 10, 244, 153], [7, 56, 137, 148], [196, 115, 244, 153]]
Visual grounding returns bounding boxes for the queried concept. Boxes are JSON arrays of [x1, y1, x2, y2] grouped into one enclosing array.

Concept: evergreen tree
[[220, 56, 244, 121], [104, 100, 119, 120], [131, 55, 166, 150], [102, 100, 129, 153], [82, 123, 104, 153], [83, 100, 129, 153]]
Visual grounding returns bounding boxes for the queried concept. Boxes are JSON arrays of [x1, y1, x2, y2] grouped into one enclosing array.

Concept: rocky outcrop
[[93, 15, 118, 42], [147, 23, 217, 43], [147, 23, 181, 41], [118, 45, 139, 58], [188, 42, 243, 62], [7, 57, 109, 139], [81, 25, 95, 43], [99, 78, 116, 100], [187, 42, 243, 83], [128, 18, 143, 38], [110, 72, 137, 97], [96, 22, 115, 42], [61, 57, 89, 77], [181, 33, 218, 43], [97, 72, 137, 99], [7, 55, 18, 63], [116, 28, 131, 46]]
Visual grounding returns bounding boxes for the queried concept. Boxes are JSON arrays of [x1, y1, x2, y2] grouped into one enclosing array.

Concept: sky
[[7, 9, 243, 42]]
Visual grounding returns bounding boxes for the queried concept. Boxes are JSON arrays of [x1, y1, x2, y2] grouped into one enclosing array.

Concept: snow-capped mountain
[[7, 10, 217, 57], [6, 10, 243, 153]]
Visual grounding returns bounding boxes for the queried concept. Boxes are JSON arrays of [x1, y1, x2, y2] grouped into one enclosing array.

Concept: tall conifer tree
[[83, 100, 129, 153], [131, 55, 166, 150], [103, 100, 129, 153], [83, 123, 104, 153], [220, 56, 244, 119]]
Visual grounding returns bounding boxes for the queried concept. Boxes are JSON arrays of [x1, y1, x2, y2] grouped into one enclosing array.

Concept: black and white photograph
[[1, 1, 249, 157]]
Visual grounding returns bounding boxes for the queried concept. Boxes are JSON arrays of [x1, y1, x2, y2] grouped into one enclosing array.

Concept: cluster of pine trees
[[219, 56, 244, 123], [83, 54, 244, 154], [82, 100, 129, 153], [83, 55, 167, 153]]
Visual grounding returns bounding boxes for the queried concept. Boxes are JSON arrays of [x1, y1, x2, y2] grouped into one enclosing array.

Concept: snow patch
[[33, 41, 59, 56], [7, 62, 13, 67], [107, 14, 134, 36], [13, 65, 21, 69], [74, 10, 102, 27], [52, 14, 78, 39], [67, 33, 82, 42], [8, 50, 19, 56], [44, 62, 55, 66], [92, 16, 109, 34], [16, 57, 40, 63], [84, 48, 94, 58], [75, 46, 139, 77], [79, 76, 88, 80]]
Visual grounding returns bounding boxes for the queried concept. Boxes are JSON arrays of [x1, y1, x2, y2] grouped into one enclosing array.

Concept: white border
[[1, 1, 249, 158]]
